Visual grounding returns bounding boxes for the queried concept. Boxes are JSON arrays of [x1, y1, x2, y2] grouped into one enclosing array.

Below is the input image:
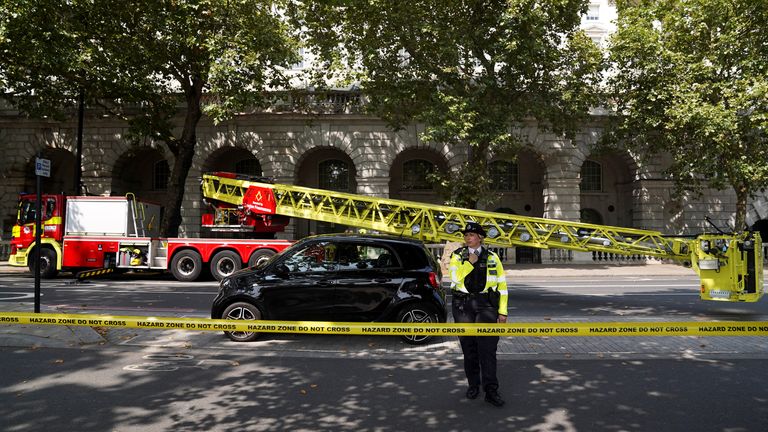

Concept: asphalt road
[[2, 272, 767, 320], [1, 345, 767, 432]]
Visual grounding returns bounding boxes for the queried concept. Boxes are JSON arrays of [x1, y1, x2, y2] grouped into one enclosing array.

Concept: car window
[[335, 243, 398, 270], [281, 241, 338, 273], [397, 244, 430, 270]]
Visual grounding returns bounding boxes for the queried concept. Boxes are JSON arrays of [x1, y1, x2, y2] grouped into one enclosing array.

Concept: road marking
[[0, 292, 37, 301], [56, 288, 215, 295], [510, 284, 698, 288], [123, 354, 239, 372], [539, 292, 697, 297]]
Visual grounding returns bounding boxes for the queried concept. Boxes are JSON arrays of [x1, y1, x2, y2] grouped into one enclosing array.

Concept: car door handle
[[373, 278, 391, 283], [317, 280, 336, 286]]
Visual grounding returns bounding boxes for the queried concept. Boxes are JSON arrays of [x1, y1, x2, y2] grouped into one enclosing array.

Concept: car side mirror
[[274, 263, 290, 278]]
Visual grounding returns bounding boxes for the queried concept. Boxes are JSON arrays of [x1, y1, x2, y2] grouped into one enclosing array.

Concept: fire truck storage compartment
[[65, 196, 162, 237], [117, 240, 167, 269]]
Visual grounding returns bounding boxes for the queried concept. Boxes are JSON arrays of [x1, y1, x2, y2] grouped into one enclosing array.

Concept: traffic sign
[[35, 158, 51, 177]]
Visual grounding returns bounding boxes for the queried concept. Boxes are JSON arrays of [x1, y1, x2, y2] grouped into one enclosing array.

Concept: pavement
[[2, 261, 768, 360]]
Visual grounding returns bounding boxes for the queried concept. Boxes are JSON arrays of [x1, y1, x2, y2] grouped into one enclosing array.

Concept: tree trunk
[[161, 80, 203, 238], [734, 183, 748, 232]]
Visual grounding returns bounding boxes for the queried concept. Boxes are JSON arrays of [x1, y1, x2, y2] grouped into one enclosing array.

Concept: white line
[[57, 288, 215, 295], [539, 292, 697, 297], [0, 292, 37, 300], [511, 284, 697, 288]]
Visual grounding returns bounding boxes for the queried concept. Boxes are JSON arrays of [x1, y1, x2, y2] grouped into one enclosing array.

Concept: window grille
[[489, 160, 519, 191], [153, 160, 170, 190], [319, 159, 350, 192], [402, 159, 435, 190], [580, 160, 602, 192]]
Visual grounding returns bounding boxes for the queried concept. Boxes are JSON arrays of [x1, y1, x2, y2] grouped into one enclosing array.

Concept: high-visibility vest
[[449, 247, 508, 315]]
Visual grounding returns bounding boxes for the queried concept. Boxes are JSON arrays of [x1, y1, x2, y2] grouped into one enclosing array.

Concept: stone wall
[[1, 108, 762, 245]]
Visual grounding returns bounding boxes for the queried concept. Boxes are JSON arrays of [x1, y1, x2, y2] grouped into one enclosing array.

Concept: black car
[[211, 234, 447, 344]]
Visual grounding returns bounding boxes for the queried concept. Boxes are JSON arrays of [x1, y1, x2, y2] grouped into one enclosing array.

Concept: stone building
[[3, 97, 768, 266], [3, 0, 768, 264]]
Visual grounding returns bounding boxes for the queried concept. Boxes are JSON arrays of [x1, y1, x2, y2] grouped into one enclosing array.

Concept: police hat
[[461, 222, 486, 237]]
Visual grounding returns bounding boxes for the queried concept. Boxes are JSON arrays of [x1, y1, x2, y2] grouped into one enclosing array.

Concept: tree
[[1, 0, 299, 236], [605, 0, 768, 231], [290, 0, 603, 208], [0, 0, 91, 118]]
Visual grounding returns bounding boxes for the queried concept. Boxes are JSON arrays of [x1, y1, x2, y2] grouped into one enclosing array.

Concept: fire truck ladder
[[201, 173, 690, 260], [126, 193, 146, 237], [201, 172, 763, 302]]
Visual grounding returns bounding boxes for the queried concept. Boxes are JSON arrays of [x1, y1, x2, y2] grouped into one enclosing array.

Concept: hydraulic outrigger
[[202, 172, 764, 303]]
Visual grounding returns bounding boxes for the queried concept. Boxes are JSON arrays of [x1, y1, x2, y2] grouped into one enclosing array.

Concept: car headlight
[[220, 277, 232, 290]]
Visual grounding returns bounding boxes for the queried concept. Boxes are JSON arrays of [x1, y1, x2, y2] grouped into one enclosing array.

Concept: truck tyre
[[28, 248, 58, 279], [170, 250, 203, 282], [248, 248, 276, 268], [210, 250, 242, 281], [221, 302, 262, 342]]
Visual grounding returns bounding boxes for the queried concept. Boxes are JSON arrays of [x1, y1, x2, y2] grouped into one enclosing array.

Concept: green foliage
[[0, 0, 93, 117], [1, 0, 299, 236], [291, 0, 603, 208], [606, 0, 768, 229]]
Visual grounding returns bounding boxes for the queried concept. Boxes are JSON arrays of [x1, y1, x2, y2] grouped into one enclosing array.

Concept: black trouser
[[452, 293, 499, 391]]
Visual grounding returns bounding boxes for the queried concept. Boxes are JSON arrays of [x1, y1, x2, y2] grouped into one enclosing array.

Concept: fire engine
[[8, 187, 291, 281], [201, 172, 764, 303]]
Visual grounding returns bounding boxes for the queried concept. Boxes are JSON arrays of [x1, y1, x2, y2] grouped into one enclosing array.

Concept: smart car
[[211, 234, 447, 344]]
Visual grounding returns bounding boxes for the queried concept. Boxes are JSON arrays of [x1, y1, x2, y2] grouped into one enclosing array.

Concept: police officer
[[449, 221, 508, 407]]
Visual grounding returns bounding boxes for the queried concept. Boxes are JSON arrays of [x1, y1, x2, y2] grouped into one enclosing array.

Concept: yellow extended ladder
[[202, 172, 763, 302], [202, 173, 690, 260]]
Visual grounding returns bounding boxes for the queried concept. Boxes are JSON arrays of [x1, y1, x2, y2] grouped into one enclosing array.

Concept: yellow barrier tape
[[2, 312, 768, 337]]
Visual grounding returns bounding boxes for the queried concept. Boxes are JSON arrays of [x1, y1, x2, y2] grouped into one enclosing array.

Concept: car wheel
[[396, 303, 438, 345], [170, 250, 203, 282], [248, 248, 276, 267], [210, 250, 242, 281], [29, 247, 58, 279], [221, 302, 262, 342]]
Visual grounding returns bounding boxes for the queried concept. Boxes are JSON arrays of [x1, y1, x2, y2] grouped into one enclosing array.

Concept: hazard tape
[[2, 312, 768, 337]]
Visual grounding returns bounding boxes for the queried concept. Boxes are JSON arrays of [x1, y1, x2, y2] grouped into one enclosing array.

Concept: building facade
[[3, 103, 768, 261], [3, 0, 768, 263]]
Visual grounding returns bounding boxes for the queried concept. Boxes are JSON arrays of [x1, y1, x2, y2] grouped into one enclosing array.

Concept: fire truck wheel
[[170, 250, 203, 282], [221, 302, 261, 342], [28, 248, 59, 279], [210, 250, 242, 281], [248, 248, 276, 268]]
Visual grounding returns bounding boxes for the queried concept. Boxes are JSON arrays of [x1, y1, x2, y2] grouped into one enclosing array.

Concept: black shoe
[[484, 389, 505, 407], [465, 386, 480, 400]]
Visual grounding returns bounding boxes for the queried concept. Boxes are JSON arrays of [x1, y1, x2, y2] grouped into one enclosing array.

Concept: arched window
[[489, 160, 518, 191], [319, 159, 350, 192], [402, 159, 435, 190], [153, 160, 170, 190], [235, 158, 262, 177], [580, 160, 602, 192], [580, 208, 603, 225]]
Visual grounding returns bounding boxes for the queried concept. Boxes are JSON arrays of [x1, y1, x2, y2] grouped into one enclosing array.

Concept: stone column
[[543, 178, 581, 222], [273, 175, 297, 240]]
